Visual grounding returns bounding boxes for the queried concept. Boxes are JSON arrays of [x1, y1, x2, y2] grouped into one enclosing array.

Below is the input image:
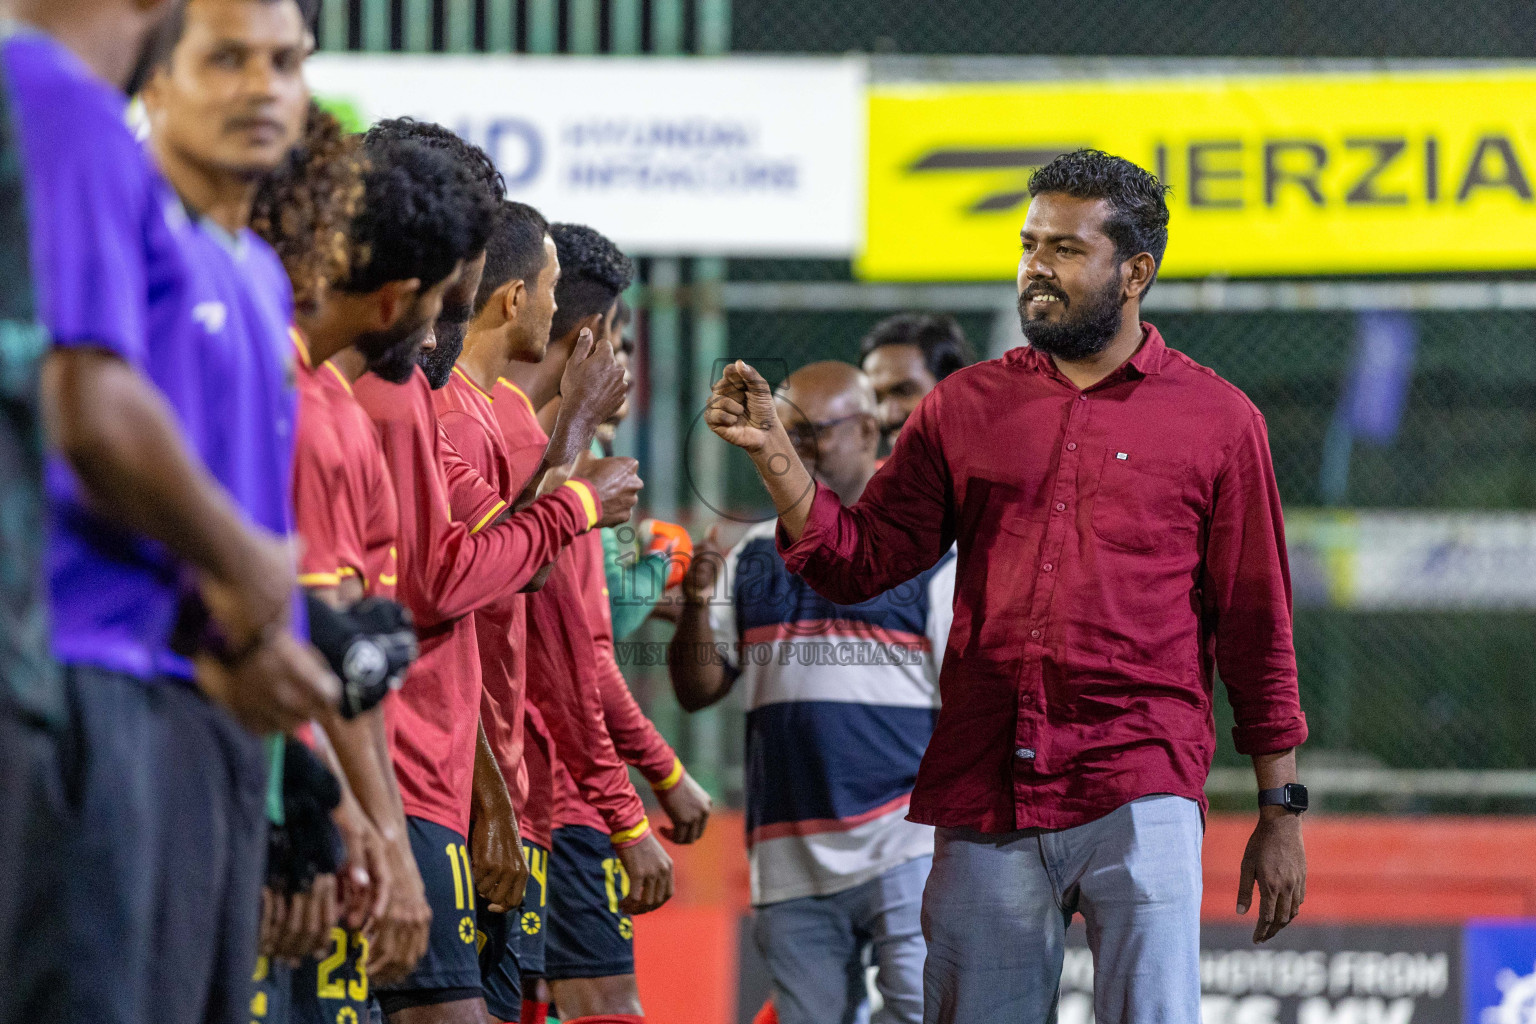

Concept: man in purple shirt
[[706, 150, 1308, 1022], [3, 1, 336, 1023]]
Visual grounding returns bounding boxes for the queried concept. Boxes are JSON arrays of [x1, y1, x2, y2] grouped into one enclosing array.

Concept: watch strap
[[1257, 787, 1290, 807]]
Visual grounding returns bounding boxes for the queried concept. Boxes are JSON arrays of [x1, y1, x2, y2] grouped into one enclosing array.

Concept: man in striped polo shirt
[[670, 361, 954, 1024]]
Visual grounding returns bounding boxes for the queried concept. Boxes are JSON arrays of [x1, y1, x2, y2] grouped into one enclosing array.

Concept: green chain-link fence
[[319, 0, 1536, 810], [646, 286, 1536, 809]]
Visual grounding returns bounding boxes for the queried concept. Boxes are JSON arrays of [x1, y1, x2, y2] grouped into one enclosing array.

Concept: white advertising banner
[[304, 54, 864, 256], [1288, 510, 1536, 610]]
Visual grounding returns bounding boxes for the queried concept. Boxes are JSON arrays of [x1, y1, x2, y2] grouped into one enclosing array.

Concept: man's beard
[[419, 312, 469, 390], [1018, 274, 1124, 361], [357, 315, 431, 385]]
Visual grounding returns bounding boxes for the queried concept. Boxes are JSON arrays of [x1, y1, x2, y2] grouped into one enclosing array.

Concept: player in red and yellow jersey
[[349, 129, 642, 1024], [435, 199, 646, 1024], [500, 223, 684, 1024], [253, 104, 450, 1017]]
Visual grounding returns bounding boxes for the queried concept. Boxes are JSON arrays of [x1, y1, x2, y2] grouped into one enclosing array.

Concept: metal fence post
[[690, 257, 727, 520], [646, 259, 683, 521], [698, 0, 732, 55], [402, 0, 432, 52], [444, 0, 475, 52], [360, 0, 389, 52], [318, 0, 348, 50], [528, 0, 558, 54], [568, 0, 599, 54], [485, 1, 514, 53], [652, 0, 683, 55], [611, 0, 643, 55]]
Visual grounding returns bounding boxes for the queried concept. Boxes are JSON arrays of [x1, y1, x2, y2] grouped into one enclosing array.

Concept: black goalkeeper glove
[[266, 738, 344, 894], [304, 593, 418, 719]]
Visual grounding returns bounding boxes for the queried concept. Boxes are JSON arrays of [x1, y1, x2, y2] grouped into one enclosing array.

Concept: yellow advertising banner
[[861, 69, 1536, 280]]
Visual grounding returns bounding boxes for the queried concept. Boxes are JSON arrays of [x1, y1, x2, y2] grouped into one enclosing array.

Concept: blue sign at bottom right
[[1464, 919, 1536, 1024]]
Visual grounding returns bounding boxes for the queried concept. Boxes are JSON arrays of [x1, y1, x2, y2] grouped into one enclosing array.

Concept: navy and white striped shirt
[[713, 521, 955, 905]]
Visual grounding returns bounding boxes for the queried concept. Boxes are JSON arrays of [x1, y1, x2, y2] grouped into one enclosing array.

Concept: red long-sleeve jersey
[[435, 366, 530, 822], [492, 377, 649, 848], [354, 367, 598, 837]]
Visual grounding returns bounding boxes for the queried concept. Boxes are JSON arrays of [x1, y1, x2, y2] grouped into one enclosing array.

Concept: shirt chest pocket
[[1089, 449, 1200, 553]]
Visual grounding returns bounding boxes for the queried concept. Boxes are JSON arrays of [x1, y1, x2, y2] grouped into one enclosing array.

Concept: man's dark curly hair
[[548, 223, 634, 342], [475, 201, 551, 314], [363, 118, 503, 257], [145, 0, 317, 77], [338, 135, 485, 295], [859, 313, 974, 383], [251, 101, 366, 315], [1028, 149, 1171, 292]]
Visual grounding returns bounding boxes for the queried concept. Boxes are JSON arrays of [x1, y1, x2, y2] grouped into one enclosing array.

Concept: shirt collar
[[1126, 322, 1167, 376], [290, 326, 312, 370]]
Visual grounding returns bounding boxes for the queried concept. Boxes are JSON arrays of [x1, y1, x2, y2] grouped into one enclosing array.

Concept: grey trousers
[[754, 855, 931, 1024], [922, 795, 1203, 1024]]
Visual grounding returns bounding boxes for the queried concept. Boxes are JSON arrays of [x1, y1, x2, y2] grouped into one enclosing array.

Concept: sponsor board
[[1062, 923, 1461, 1024], [304, 55, 864, 256], [1287, 511, 1536, 610], [863, 69, 1536, 280], [1464, 920, 1536, 1024]]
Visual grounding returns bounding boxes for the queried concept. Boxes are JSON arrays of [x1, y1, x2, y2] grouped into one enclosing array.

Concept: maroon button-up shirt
[[779, 323, 1307, 833]]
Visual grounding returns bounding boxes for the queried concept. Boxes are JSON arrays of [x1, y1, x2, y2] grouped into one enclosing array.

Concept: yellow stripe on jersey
[[562, 479, 599, 530], [610, 816, 651, 846], [298, 571, 341, 586], [290, 327, 312, 369], [452, 365, 494, 403], [323, 360, 354, 396], [651, 758, 685, 792], [471, 500, 508, 534], [495, 377, 537, 419]]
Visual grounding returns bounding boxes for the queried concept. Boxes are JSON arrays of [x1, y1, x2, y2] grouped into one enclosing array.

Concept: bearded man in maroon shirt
[[705, 149, 1309, 1023]]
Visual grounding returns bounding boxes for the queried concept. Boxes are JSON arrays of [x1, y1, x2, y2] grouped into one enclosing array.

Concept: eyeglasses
[[784, 413, 865, 450]]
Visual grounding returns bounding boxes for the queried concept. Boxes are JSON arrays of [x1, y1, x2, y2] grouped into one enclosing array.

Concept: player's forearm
[[747, 430, 817, 541], [510, 403, 596, 514], [668, 600, 731, 712], [1252, 749, 1300, 821], [471, 717, 516, 825], [595, 645, 676, 779], [323, 709, 408, 847], [544, 403, 603, 480], [365, 710, 410, 830], [512, 457, 577, 513], [43, 347, 273, 589], [424, 488, 591, 624]]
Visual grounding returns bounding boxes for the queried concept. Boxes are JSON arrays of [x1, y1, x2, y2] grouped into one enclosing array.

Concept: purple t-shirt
[[148, 205, 302, 679], [5, 31, 301, 680]]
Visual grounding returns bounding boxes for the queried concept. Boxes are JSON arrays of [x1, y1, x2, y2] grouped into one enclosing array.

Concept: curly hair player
[[706, 149, 1309, 1022], [253, 101, 526, 1022]]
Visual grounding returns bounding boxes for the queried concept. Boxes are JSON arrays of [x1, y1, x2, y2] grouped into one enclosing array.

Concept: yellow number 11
[[446, 843, 475, 911]]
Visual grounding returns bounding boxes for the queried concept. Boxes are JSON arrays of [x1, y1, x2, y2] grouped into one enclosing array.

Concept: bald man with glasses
[[670, 361, 956, 1024]]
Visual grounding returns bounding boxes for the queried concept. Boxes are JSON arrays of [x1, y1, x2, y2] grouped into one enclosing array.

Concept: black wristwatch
[[1258, 783, 1308, 814]]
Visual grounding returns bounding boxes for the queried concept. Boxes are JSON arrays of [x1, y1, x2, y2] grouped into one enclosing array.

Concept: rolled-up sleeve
[[1202, 412, 1308, 755], [779, 389, 955, 604]]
